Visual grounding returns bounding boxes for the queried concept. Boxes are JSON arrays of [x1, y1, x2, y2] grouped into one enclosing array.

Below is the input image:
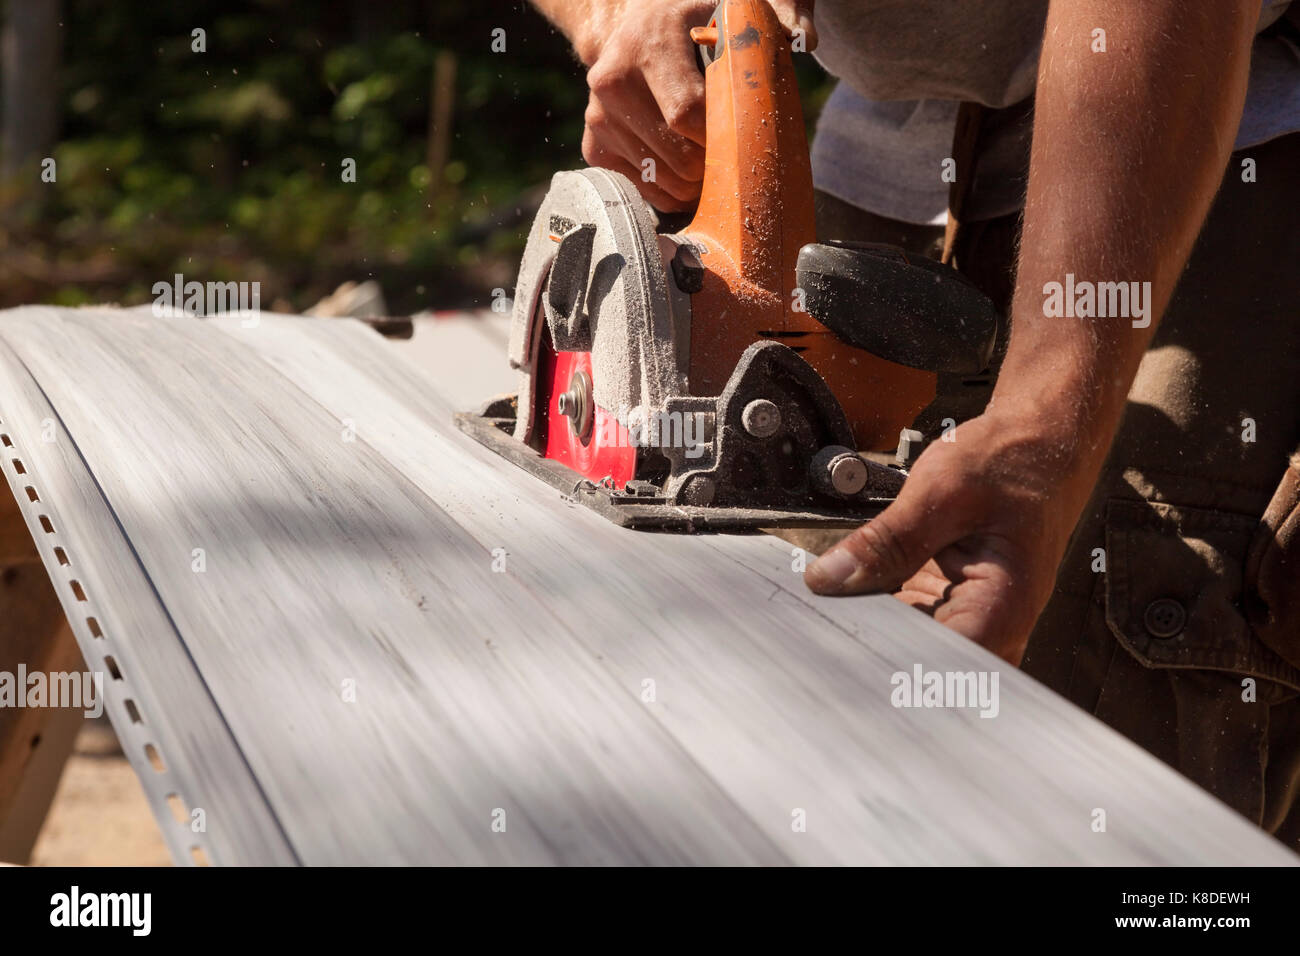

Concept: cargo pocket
[[1101, 498, 1300, 823], [1244, 453, 1300, 671], [1104, 498, 1300, 693]]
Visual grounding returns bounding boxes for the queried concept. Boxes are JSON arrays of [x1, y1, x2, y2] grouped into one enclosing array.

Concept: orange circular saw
[[458, 0, 997, 530]]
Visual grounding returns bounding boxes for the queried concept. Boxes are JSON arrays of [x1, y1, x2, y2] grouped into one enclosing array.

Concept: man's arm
[[530, 0, 816, 211], [805, 0, 1258, 663]]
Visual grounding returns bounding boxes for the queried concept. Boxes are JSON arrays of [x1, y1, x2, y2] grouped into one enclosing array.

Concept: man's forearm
[[533, 0, 814, 69], [992, 0, 1255, 504], [803, 0, 1258, 653], [530, 0, 607, 63]]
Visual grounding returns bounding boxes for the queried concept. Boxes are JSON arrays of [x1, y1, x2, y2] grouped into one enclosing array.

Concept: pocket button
[[1143, 598, 1187, 638]]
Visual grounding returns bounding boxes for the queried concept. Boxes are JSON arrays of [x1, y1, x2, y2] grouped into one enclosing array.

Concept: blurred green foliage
[[3, 0, 831, 312]]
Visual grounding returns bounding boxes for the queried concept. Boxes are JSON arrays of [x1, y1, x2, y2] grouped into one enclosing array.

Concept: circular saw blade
[[535, 331, 637, 489]]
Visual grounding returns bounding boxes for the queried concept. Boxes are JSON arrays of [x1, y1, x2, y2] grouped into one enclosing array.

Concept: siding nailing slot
[[2, 407, 211, 865], [145, 744, 166, 773]]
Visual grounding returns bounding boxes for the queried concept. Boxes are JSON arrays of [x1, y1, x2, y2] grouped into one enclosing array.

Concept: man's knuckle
[[586, 64, 625, 95], [853, 517, 912, 572], [584, 103, 608, 132], [663, 97, 701, 134], [580, 130, 603, 165]]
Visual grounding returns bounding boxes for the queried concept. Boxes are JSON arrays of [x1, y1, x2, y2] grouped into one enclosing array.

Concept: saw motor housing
[[474, 0, 998, 527]]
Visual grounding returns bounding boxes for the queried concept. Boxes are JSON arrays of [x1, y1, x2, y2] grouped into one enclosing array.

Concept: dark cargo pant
[[814, 130, 1300, 849]]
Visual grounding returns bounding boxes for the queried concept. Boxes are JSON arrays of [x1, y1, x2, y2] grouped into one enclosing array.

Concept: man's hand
[[531, 0, 817, 211], [805, 0, 1257, 662], [806, 411, 1089, 665], [576, 0, 715, 212]]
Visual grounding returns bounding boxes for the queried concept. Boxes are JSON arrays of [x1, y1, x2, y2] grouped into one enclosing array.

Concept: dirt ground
[[30, 717, 170, 866]]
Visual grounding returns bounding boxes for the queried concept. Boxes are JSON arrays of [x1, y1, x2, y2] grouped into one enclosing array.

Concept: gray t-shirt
[[810, 0, 1300, 224]]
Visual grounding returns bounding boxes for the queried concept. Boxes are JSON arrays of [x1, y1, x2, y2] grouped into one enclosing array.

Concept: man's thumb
[[770, 0, 818, 50], [804, 494, 945, 596]]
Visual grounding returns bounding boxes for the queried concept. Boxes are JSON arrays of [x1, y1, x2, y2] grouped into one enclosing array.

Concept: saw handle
[[682, 0, 815, 300]]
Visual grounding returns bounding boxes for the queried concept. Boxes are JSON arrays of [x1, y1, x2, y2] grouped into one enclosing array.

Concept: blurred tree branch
[[426, 49, 456, 212], [1, 0, 63, 181]]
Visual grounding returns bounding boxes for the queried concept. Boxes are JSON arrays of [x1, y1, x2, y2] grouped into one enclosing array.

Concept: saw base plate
[[455, 409, 888, 532]]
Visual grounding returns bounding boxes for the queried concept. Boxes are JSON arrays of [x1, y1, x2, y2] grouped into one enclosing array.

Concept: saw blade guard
[[507, 167, 685, 449]]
